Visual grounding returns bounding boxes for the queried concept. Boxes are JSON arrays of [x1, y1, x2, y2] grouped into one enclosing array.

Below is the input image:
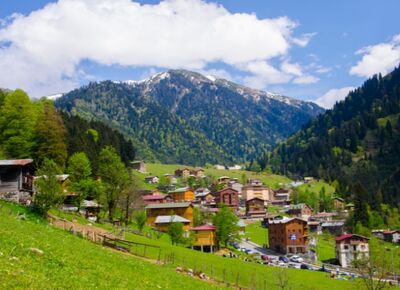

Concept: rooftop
[[335, 233, 370, 242], [269, 217, 308, 225], [143, 195, 166, 201], [155, 215, 190, 224], [145, 202, 191, 209], [0, 159, 33, 166], [191, 225, 216, 231], [169, 187, 190, 193]]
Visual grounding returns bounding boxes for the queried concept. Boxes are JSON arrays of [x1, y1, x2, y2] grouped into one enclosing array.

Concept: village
[[1, 157, 399, 286]]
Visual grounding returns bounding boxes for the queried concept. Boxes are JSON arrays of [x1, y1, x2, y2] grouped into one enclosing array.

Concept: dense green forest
[[0, 89, 136, 171], [259, 65, 400, 230], [55, 69, 323, 165]]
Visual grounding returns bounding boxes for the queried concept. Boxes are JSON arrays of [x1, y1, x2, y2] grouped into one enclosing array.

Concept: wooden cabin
[[131, 161, 146, 173], [174, 168, 191, 179], [169, 187, 195, 202], [286, 203, 313, 219], [154, 215, 191, 231], [191, 225, 217, 252], [145, 202, 193, 227], [245, 197, 266, 217], [214, 188, 239, 208]]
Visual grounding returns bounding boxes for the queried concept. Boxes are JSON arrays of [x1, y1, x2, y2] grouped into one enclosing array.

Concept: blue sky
[[0, 0, 399, 107]]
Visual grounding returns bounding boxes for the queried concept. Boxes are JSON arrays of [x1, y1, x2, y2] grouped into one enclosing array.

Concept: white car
[[290, 255, 304, 263]]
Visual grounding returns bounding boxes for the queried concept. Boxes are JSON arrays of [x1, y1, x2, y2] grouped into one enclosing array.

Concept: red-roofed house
[[383, 230, 400, 243], [191, 224, 217, 252], [335, 234, 369, 268]]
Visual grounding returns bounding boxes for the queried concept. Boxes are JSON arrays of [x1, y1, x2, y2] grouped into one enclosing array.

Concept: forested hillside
[[55, 70, 323, 165], [0, 89, 135, 171], [261, 65, 400, 228]]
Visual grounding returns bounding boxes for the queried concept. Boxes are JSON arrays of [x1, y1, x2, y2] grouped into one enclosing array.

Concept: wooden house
[[268, 217, 308, 254], [336, 234, 369, 268], [286, 203, 313, 219], [214, 188, 239, 209], [81, 200, 102, 221], [174, 168, 191, 179], [143, 194, 173, 205], [131, 161, 146, 173], [169, 187, 195, 202], [144, 176, 159, 184], [333, 197, 345, 211], [217, 176, 231, 184], [145, 202, 193, 228], [154, 215, 191, 231], [245, 197, 266, 217], [191, 168, 205, 178], [191, 225, 217, 252]]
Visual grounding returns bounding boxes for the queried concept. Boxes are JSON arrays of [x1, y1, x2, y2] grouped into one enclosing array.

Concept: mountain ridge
[[55, 69, 324, 165]]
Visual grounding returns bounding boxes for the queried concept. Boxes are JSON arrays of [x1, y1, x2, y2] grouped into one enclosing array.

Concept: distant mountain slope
[[264, 65, 400, 207], [56, 69, 323, 165]]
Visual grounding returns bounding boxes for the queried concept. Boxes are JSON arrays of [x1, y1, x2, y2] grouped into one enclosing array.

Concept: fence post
[[210, 265, 213, 280], [223, 269, 226, 283], [236, 272, 240, 288], [264, 279, 267, 290], [143, 245, 147, 257], [157, 249, 161, 264]]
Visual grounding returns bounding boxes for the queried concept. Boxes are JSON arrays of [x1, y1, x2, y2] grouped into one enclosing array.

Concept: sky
[[0, 0, 399, 108]]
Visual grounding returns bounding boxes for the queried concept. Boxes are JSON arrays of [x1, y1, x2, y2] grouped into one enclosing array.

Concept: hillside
[[0, 201, 222, 290], [263, 65, 400, 211], [55, 70, 323, 165]]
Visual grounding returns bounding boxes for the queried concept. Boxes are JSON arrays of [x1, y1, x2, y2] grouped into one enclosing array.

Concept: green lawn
[[244, 221, 269, 247], [315, 234, 336, 263], [0, 201, 222, 290], [296, 180, 335, 196], [146, 163, 292, 189]]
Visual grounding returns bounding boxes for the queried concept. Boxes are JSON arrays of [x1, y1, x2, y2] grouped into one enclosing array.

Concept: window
[[344, 245, 349, 250]]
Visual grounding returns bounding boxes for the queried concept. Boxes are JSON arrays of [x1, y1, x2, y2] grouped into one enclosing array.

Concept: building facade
[[214, 188, 239, 208], [335, 234, 370, 268]]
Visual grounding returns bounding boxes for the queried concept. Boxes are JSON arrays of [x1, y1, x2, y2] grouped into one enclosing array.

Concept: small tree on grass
[[274, 267, 291, 290], [213, 204, 239, 247], [34, 158, 64, 216], [134, 210, 147, 232], [168, 222, 184, 245]]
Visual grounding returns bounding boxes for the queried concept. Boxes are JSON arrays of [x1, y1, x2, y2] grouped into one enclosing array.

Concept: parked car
[[278, 261, 287, 267], [300, 264, 312, 270], [244, 249, 254, 255], [279, 256, 289, 263], [290, 255, 304, 263], [288, 262, 298, 268]]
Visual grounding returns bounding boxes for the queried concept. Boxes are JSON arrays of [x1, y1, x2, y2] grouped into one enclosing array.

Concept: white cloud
[[0, 0, 315, 97], [350, 34, 400, 78], [243, 60, 292, 89], [281, 60, 302, 76], [293, 75, 319, 84], [314, 86, 355, 109]]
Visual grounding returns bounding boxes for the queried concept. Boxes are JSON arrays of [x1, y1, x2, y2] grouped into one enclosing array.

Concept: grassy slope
[[0, 202, 221, 290], [296, 180, 336, 196], [146, 163, 292, 189], [46, 205, 355, 289], [244, 221, 269, 247]]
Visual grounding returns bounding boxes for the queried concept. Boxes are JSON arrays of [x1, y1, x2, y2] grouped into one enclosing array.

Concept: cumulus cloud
[[0, 0, 317, 97], [314, 86, 355, 109], [350, 34, 400, 78]]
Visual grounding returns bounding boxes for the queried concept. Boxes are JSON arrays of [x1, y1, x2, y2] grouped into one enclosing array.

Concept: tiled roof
[[191, 225, 216, 231], [335, 233, 370, 241], [169, 187, 190, 193], [143, 195, 165, 201], [155, 215, 190, 224], [269, 217, 308, 224], [145, 202, 191, 209], [0, 159, 33, 166]]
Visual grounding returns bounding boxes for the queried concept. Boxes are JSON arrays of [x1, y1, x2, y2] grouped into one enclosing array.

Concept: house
[[0, 159, 34, 203], [131, 161, 146, 173], [145, 202, 193, 228], [286, 203, 313, 219], [145, 176, 159, 184], [345, 203, 354, 211], [304, 177, 314, 183], [247, 179, 263, 186], [308, 221, 322, 234], [164, 174, 177, 184], [217, 176, 231, 184], [169, 187, 195, 202], [228, 181, 243, 194], [335, 234, 370, 268], [321, 220, 345, 235], [333, 197, 345, 211], [191, 225, 217, 252], [214, 164, 225, 170], [195, 188, 214, 204], [383, 230, 400, 243], [191, 168, 205, 178], [268, 217, 308, 254], [214, 188, 239, 208], [154, 215, 191, 231], [310, 212, 338, 222], [228, 165, 242, 170], [241, 183, 273, 204], [262, 214, 284, 227], [371, 230, 385, 240], [142, 194, 173, 205], [245, 197, 266, 217], [174, 168, 191, 179], [80, 200, 102, 222], [272, 188, 292, 206]]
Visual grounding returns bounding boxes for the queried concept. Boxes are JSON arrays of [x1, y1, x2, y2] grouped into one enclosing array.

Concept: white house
[[335, 234, 370, 268]]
